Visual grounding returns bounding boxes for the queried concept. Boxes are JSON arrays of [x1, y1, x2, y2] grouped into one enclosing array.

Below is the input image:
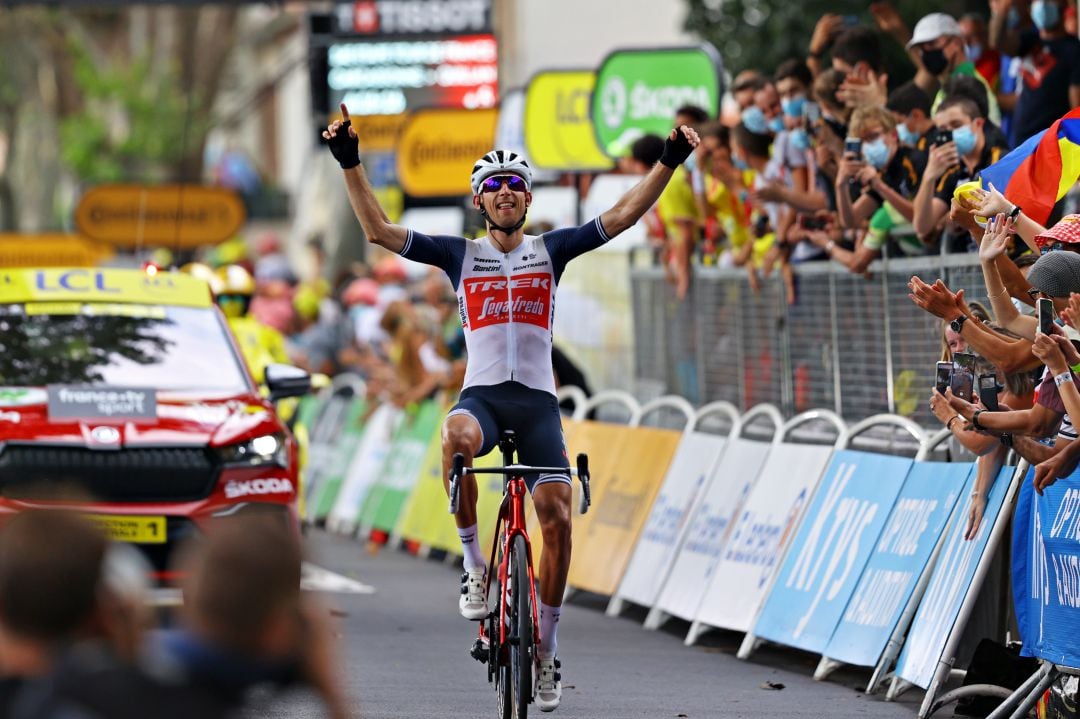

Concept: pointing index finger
[[340, 103, 351, 122]]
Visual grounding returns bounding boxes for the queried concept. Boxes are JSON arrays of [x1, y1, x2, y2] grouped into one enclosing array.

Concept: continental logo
[[406, 138, 490, 169]]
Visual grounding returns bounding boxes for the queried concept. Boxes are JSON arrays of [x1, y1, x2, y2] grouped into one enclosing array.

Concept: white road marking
[[301, 562, 376, 594]]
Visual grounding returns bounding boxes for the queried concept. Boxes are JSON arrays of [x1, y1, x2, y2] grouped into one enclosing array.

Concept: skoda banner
[[524, 70, 613, 172], [591, 44, 723, 157]]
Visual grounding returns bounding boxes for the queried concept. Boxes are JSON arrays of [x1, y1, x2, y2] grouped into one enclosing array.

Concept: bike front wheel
[[510, 533, 533, 718]]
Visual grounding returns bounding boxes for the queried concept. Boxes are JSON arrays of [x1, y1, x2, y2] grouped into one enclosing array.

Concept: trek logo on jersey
[[463, 272, 551, 330]]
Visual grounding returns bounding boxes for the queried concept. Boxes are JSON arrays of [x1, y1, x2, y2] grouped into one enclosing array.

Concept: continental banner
[[615, 431, 727, 609], [655, 437, 772, 623], [568, 424, 681, 596], [523, 70, 612, 171], [358, 400, 443, 532], [397, 108, 498, 197], [694, 442, 835, 633]]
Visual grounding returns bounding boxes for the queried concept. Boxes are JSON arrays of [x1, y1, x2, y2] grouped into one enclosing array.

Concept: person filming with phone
[[912, 96, 1006, 242]]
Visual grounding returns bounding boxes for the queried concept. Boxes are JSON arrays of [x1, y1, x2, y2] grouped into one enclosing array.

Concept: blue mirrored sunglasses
[[481, 175, 527, 193]]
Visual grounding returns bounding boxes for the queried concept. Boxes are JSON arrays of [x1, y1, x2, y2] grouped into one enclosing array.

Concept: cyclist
[[324, 104, 699, 712]]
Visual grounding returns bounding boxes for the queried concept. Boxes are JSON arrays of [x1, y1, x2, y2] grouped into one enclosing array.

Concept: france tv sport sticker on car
[[47, 385, 157, 421]]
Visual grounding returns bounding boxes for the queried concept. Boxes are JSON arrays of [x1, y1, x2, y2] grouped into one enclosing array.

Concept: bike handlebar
[[446, 452, 592, 515]]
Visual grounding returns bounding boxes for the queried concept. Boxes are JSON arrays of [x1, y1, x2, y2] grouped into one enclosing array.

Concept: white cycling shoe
[[535, 655, 562, 712], [459, 567, 488, 620]]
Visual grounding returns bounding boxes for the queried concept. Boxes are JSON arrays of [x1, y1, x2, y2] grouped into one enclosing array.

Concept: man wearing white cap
[[909, 12, 1001, 124]]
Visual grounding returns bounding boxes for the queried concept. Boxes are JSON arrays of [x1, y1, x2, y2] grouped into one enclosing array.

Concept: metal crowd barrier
[[631, 253, 996, 428]]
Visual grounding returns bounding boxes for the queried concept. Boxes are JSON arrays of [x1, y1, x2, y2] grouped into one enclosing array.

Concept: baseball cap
[[1026, 251, 1080, 298], [907, 13, 962, 48], [1034, 214, 1080, 250]]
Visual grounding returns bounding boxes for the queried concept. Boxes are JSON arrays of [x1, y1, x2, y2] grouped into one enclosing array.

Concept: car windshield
[[0, 303, 249, 392]]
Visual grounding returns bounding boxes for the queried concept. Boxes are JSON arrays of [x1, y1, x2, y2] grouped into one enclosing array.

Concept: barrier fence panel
[[631, 254, 997, 427], [689, 411, 844, 641], [310, 396, 369, 522], [747, 449, 913, 657], [396, 430, 463, 554], [819, 460, 969, 686], [326, 404, 401, 535], [893, 462, 1021, 714]]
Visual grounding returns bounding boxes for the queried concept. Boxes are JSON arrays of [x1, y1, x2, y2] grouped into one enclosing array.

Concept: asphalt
[[259, 529, 923, 719]]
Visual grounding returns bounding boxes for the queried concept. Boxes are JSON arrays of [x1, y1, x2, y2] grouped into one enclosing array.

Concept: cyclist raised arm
[[322, 104, 409, 253], [326, 106, 698, 713]]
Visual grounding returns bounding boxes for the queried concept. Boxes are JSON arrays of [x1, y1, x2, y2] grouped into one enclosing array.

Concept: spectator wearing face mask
[[988, 0, 1080, 147], [887, 81, 936, 153], [909, 12, 1002, 125], [912, 96, 1008, 243], [960, 13, 1002, 90]]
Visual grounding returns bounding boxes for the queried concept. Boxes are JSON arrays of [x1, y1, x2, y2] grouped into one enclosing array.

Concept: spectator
[[940, 74, 1011, 149], [960, 13, 1003, 89], [989, 0, 1080, 147], [887, 81, 936, 152], [655, 135, 702, 299], [730, 70, 766, 112], [812, 68, 851, 141], [908, 12, 1002, 124], [830, 26, 885, 77], [912, 96, 1008, 244]]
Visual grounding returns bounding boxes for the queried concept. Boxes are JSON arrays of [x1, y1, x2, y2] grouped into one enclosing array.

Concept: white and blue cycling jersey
[[398, 217, 612, 397]]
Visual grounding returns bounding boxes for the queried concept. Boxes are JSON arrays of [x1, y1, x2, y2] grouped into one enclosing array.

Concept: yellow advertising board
[[0, 234, 113, 268], [524, 70, 613, 172], [567, 424, 681, 596], [353, 113, 409, 153], [75, 185, 246, 249], [0, 267, 213, 308], [397, 108, 498, 197]]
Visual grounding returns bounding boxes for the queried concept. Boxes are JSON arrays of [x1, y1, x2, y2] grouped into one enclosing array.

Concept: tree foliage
[[685, 0, 985, 79]]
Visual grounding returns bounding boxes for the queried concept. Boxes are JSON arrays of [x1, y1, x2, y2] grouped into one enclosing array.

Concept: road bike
[[448, 430, 590, 719]]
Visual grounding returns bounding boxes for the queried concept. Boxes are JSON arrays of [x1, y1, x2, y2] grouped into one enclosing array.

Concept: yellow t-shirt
[[656, 167, 700, 245]]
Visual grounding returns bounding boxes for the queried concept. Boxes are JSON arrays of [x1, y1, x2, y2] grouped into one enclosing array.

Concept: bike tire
[[495, 540, 512, 719], [510, 533, 533, 718]]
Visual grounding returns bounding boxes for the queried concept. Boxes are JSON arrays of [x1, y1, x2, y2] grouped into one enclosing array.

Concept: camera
[[1038, 297, 1055, 335], [800, 215, 828, 231], [844, 137, 862, 157], [931, 128, 954, 147], [978, 373, 1000, 412]]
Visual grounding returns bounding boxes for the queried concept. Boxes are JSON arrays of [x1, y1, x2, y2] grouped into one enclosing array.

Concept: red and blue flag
[[980, 108, 1080, 224]]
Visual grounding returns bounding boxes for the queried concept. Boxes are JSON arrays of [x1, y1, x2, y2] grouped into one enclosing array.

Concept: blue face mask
[[768, 116, 785, 134], [966, 43, 983, 62], [897, 122, 920, 147], [781, 95, 806, 118], [862, 138, 890, 169], [733, 155, 749, 171], [1031, 0, 1060, 30], [953, 124, 978, 155], [789, 128, 811, 151], [741, 106, 769, 135]]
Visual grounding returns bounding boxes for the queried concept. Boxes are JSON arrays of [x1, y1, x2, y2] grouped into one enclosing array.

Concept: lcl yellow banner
[[524, 70, 613, 172], [397, 108, 498, 197], [568, 423, 681, 596]]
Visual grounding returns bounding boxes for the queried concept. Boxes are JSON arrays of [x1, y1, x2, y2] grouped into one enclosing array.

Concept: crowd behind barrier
[[291, 379, 1080, 718]]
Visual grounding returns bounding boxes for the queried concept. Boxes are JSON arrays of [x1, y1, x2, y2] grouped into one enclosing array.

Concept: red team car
[[0, 267, 309, 576]]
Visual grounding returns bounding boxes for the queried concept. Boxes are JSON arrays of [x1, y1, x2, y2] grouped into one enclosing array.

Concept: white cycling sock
[[457, 524, 486, 571], [539, 602, 561, 658]]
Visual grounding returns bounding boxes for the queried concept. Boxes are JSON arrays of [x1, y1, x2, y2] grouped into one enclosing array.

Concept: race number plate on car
[[87, 514, 166, 544]]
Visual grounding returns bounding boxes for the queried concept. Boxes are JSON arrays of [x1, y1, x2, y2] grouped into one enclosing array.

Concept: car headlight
[[218, 433, 288, 467]]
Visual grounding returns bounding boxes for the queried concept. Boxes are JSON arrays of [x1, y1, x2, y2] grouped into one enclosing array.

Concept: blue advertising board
[[752, 450, 912, 653], [896, 463, 1015, 688], [1015, 467, 1080, 666], [823, 461, 968, 667]]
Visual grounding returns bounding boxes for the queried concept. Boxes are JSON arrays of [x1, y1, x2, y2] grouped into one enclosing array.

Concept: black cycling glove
[[327, 120, 360, 169], [659, 128, 694, 169]]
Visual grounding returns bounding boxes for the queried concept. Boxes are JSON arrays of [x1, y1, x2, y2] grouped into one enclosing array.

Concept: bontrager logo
[[462, 272, 552, 330], [224, 478, 294, 499]]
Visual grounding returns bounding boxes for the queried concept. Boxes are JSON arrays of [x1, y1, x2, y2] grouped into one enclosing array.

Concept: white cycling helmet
[[470, 150, 533, 196]]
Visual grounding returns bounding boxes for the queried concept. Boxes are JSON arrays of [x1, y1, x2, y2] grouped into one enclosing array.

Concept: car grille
[[0, 445, 219, 502]]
